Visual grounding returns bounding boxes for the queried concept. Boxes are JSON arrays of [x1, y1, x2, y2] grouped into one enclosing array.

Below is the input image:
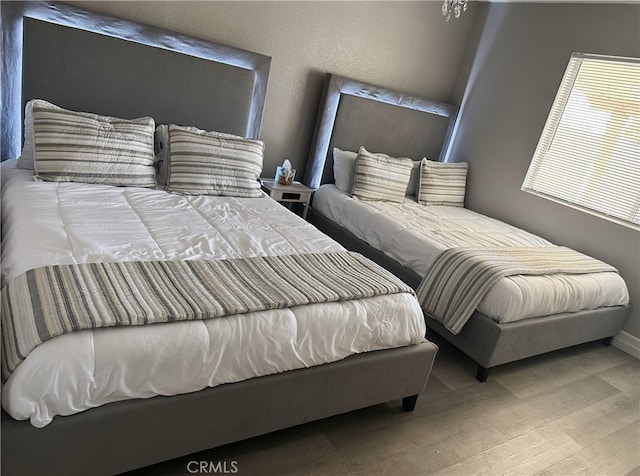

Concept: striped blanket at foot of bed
[[416, 246, 618, 335], [1, 251, 413, 381]]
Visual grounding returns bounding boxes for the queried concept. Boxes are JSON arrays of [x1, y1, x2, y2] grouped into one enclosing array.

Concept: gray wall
[[70, 0, 476, 179], [450, 3, 640, 340]]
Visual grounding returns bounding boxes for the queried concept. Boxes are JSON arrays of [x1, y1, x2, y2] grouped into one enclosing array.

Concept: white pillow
[[332, 147, 358, 193]]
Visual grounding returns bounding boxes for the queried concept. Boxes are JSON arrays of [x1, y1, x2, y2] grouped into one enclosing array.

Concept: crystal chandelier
[[442, 0, 468, 22]]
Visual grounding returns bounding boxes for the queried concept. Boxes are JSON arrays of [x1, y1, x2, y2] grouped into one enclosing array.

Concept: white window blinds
[[522, 53, 640, 229]]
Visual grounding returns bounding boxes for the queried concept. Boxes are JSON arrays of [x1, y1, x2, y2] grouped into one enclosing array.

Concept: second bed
[[305, 74, 631, 381]]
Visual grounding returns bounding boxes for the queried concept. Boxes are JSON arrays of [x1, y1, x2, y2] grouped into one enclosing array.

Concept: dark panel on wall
[[22, 18, 255, 135], [331, 95, 450, 159]]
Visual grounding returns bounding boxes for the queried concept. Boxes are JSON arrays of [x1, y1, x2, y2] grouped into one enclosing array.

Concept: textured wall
[[69, 0, 476, 178], [450, 3, 640, 340]]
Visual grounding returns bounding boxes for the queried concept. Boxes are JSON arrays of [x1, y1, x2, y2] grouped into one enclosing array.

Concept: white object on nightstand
[[260, 178, 312, 220]]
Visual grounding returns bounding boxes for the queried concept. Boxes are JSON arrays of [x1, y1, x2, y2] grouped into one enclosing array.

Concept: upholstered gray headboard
[[304, 74, 458, 189], [0, 1, 271, 161]]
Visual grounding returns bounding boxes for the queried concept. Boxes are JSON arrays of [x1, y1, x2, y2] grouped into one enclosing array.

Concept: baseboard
[[612, 331, 640, 360]]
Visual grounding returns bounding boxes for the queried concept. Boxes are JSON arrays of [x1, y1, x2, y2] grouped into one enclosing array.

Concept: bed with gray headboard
[[0, 3, 439, 475], [304, 73, 631, 382]]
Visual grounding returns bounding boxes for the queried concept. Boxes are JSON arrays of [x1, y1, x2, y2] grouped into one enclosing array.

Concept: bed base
[[308, 207, 631, 381], [1, 341, 437, 476], [426, 308, 630, 381]]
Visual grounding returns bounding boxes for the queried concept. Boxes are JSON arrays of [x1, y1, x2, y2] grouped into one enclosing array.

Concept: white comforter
[[313, 184, 629, 322], [0, 161, 426, 427]]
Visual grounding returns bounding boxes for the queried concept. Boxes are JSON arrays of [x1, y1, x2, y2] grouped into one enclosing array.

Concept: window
[[522, 53, 640, 229]]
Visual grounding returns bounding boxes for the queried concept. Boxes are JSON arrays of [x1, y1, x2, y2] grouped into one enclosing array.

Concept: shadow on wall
[[295, 69, 327, 182], [445, 3, 512, 163]]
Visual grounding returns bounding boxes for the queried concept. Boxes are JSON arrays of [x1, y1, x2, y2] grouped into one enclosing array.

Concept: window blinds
[[522, 53, 640, 229]]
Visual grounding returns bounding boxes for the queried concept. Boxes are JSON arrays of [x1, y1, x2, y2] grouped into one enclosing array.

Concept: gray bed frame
[[304, 73, 631, 382], [0, 3, 438, 475]]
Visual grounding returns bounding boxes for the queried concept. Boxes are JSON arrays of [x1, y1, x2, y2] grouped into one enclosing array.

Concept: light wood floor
[[126, 335, 640, 476]]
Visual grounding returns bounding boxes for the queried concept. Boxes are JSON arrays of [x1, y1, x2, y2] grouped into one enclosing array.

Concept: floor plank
[[597, 359, 640, 397], [555, 392, 639, 447], [493, 343, 633, 399], [486, 375, 621, 439], [539, 420, 640, 476], [428, 426, 583, 476]]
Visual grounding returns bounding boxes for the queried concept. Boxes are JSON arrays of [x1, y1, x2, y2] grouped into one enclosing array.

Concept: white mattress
[[313, 184, 629, 322], [0, 161, 426, 428]]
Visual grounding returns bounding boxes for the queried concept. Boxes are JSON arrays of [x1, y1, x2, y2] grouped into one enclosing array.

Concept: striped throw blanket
[[1, 252, 413, 381], [416, 246, 617, 335]]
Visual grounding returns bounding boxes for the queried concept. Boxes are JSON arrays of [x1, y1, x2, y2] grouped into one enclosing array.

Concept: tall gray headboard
[[0, 1, 271, 161], [304, 74, 459, 190]]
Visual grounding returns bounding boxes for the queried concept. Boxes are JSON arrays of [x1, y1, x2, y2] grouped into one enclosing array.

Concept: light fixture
[[442, 0, 468, 22]]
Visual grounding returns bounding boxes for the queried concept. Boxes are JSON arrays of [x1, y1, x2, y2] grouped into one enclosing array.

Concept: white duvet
[[0, 161, 426, 428], [313, 184, 629, 322]]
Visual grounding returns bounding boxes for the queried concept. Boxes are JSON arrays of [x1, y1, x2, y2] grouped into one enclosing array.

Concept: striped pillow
[[417, 158, 468, 207], [155, 124, 246, 188], [32, 100, 156, 188], [351, 147, 413, 202], [166, 125, 264, 197]]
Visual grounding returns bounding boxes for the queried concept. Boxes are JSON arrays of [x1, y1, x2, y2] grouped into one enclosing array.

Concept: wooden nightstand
[[260, 178, 312, 219]]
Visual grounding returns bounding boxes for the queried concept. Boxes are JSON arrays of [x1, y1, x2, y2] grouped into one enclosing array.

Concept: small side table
[[260, 178, 312, 219]]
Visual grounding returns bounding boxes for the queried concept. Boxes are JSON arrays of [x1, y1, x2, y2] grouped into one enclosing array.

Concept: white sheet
[[0, 161, 426, 427], [313, 184, 629, 322]]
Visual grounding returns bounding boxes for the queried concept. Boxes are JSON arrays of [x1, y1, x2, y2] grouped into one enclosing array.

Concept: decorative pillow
[[154, 124, 244, 188], [332, 147, 358, 193], [351, 146, 413, 202], [32, 100, 156, 187], [417, 158, 468, 207], [166, 124, 264, 197]]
